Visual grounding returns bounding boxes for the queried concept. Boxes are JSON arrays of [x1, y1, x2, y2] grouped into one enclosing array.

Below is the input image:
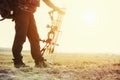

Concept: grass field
[[0, 51, 120, 80]]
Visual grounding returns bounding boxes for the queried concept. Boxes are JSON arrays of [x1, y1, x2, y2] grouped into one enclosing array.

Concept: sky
[[0, 0, 120, 54]]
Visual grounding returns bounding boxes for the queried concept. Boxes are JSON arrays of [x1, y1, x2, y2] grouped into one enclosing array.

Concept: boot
[[12, 58, 29, 68], [35, 59, 47, 68]]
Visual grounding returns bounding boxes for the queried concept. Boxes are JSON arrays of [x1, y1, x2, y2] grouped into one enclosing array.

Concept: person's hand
[[54, 7, 65, 14]]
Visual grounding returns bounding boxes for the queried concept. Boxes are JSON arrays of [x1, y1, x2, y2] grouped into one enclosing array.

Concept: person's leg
[[27, 14, 47, 67], [12, 11, 29, 68]]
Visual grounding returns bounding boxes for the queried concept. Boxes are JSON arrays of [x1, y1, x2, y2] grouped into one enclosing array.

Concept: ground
[[0, 51, 120, 80]]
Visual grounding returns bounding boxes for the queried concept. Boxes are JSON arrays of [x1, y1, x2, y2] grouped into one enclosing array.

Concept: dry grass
[[0, 51, 120, 80]]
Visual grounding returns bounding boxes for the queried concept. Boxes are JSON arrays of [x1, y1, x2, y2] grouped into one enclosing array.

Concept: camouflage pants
[[12, 9, 43, 63]]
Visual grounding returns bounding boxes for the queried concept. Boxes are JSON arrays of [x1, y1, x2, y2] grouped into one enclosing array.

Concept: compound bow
[[40, 9, 66, 64]]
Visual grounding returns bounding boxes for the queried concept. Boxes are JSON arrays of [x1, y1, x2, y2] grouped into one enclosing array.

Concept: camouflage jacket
[[17, 0, 40, 13]]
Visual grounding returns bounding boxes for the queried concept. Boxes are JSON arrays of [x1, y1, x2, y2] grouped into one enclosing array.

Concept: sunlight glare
[[83, 9, 96, 25]]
